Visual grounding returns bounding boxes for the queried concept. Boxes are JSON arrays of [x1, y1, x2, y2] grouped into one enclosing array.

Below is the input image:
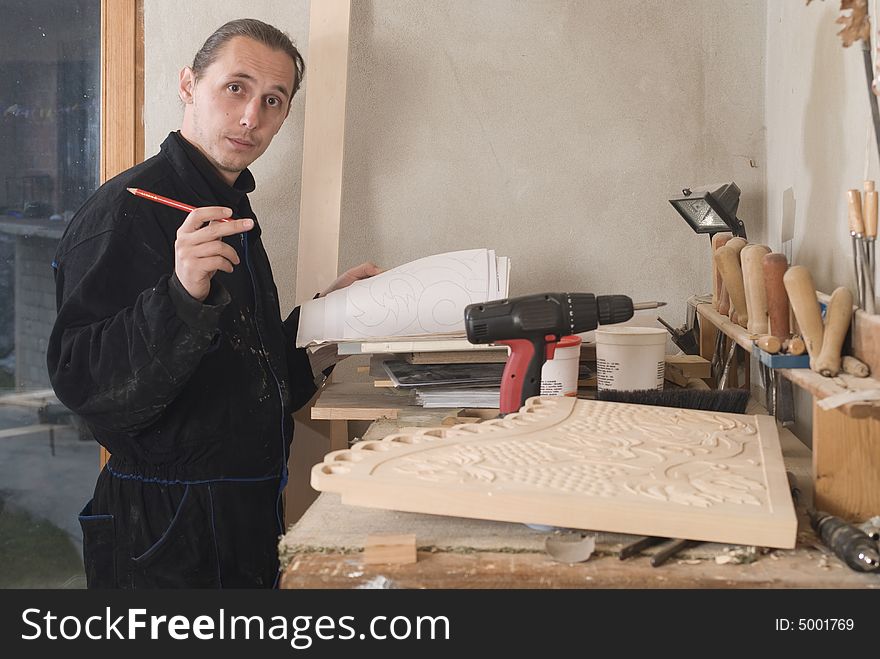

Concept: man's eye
[[228, 84, 241, 93], [267, 97, 280, 107]]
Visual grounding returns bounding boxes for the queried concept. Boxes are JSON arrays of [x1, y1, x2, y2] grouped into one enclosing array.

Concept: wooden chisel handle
[[842, 355, 870, 377], [762, 253, 790, 339], [715, 240, 749, 328], [741, 244, 771, 334], [719, 237, 746, 318], [756, 335, 782, 354], [814, 287, 854, 377], [848, 189, 866, 234], [865, 188, 878, 239], [785, 336, 806, 356], [783, 266, 824, 368], [718, 280, 730, 316], [711, 232, 733, 309]]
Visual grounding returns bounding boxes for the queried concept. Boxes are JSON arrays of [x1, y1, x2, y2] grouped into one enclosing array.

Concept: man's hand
[[174, 207, 254, 302], [319, 262, 383, 297]]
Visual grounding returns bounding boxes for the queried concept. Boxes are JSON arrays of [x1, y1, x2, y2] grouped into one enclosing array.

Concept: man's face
[[179, 36, 296, 185]]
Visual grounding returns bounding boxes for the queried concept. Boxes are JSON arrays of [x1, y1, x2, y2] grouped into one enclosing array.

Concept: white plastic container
[[540, 335, 582, 397], [595, 327, 666, 391]]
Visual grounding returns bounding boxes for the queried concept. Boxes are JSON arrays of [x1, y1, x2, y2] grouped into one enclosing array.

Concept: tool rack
[[696, 300, 880, 522]]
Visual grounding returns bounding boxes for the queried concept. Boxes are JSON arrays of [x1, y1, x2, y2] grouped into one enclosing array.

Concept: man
[[47, 18, 377, 588]]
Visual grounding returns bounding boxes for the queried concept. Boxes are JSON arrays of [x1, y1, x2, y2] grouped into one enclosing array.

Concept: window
[[0, 0, 139, 589]]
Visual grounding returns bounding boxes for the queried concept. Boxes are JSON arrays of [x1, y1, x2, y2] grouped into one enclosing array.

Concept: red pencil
[[126, 187, 232, 222]]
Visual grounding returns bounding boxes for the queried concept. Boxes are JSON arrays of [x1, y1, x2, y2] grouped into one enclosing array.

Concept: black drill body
[[464, 292, 634, 414]]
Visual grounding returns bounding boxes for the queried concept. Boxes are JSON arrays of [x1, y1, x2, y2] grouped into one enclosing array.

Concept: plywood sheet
[[312, 397, 797, 548]]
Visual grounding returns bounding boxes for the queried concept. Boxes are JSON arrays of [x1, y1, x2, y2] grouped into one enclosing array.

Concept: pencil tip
[[126, 187, 137, 194]]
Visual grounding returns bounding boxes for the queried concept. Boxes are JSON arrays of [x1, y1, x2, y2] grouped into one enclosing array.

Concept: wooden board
[[665, 354, 711, 379], [813, 402, 880, 521], [363, 534, 417, 565], [850, 305, 880, 378], [281, 548, 879, 589], [311, 382, 416, 420], [312, 397, 797, 548], [407, 350, 510, 364], [295, 0, 351, 304]]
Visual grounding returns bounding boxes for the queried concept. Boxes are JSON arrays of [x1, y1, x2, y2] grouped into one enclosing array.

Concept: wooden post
[[287, 0, 353, 529], [295, 0, 352, 305]]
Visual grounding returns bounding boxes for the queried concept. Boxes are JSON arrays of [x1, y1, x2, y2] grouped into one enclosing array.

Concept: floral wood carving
[[312, 397, 797, 548]]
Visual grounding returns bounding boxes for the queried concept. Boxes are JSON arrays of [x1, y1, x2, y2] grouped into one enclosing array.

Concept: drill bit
[[633, 301, 667, 311]]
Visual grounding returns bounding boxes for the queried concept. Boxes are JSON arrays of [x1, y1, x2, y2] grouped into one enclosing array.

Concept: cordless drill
[[464, 292, 635, 414]]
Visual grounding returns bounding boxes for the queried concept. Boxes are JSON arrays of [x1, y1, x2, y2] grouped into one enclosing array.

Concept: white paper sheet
[[297, 249, 509, 347]]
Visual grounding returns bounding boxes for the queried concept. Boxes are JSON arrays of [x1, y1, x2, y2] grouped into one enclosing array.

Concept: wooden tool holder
[[697, 299, 880, 522]]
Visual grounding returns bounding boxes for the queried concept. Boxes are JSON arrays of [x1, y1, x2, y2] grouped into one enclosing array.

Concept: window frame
[[98, 0, 143, 467]]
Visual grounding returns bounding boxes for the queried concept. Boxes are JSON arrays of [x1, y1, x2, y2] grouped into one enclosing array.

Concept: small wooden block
[[664, 364, 689, 387], [664, 355, 711, 379], [363, 534, 417, 565]]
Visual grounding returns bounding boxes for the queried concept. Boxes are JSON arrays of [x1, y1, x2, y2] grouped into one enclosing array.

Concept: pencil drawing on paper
[[345, 250, 494, 338]]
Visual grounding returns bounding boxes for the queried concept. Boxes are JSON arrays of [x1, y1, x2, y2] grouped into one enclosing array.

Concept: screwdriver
[[787, 472, 879, 573]]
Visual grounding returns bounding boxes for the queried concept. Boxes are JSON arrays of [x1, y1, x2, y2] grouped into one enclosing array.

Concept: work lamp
[[669, 182, 747, 239]]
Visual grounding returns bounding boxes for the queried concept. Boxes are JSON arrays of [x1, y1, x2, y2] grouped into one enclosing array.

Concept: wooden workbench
[[279, 400, 880, 589]]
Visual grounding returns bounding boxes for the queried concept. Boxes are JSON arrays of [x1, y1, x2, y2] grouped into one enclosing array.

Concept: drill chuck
[[598, 295, 635, 326], [811, 511, 880, 572]]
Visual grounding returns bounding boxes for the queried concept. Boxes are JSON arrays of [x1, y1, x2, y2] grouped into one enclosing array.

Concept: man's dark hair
[[192, 18, 305, 97]]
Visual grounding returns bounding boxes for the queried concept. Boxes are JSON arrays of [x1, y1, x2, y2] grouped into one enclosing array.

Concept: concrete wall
[[763, 2, 880, 446], [143, 0, 767, 327], [766, 0, 878, 297], [144, 0, 310, 313]]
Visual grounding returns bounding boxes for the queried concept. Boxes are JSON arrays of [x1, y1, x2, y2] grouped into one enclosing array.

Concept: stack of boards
[[363, 341, 594, 409]]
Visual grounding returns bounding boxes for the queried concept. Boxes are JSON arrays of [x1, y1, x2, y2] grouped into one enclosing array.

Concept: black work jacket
[[48, 132, 316, 483]]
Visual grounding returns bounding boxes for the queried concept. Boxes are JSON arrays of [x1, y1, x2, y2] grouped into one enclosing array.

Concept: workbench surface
[[279, 405, 880, 589]]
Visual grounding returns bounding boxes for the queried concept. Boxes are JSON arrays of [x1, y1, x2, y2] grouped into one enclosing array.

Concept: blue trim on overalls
[[105, 463, 279, 486]]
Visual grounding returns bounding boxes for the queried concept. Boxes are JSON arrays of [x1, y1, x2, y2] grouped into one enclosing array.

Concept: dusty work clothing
[[48, 132, 317, 588]]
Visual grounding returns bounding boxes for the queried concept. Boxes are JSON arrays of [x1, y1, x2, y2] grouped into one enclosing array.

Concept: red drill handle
[[497, 338, 552, 414]]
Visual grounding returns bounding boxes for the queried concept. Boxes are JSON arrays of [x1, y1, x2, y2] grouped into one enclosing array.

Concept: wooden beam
[[99, 0, 143, 468], [100, 0, 144, 183], [294, 0, 351, 304], [286, 0, 353, 531]]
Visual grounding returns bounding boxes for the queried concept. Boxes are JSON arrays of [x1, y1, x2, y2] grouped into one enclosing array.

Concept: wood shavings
[[836, 0, 872, 46], [809, 0, 872, 46], [715, 546, 758, 565]]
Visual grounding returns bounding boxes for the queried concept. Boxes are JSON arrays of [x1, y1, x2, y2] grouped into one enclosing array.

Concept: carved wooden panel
[[312, 397, 797, 548]]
